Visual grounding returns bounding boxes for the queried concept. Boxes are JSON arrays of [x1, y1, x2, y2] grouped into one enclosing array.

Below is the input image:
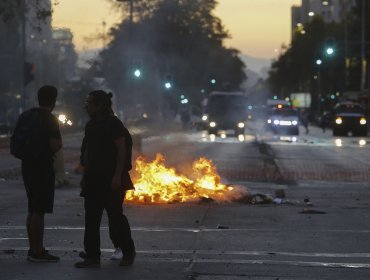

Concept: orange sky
[[52, 0, 301, 59]]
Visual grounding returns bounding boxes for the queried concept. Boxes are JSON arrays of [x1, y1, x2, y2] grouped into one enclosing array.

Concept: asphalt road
[[1, 121, 370, 279]]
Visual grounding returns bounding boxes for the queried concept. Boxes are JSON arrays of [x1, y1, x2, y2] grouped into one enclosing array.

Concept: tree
[[268, 2, 370, 112], [345, 0, 370, 91], [268, 16, 344, 111], [0, 0, 52, 25], [99, 0, 246, 118]]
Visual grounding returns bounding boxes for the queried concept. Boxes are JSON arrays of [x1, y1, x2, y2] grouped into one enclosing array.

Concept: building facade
[[291, 0, 356, 35]]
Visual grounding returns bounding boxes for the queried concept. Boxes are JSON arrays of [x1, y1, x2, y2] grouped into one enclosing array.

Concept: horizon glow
[[52, 0, 301, 59]]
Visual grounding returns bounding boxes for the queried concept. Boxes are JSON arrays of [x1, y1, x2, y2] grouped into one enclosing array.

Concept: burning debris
[[125, 153, 249, 204]]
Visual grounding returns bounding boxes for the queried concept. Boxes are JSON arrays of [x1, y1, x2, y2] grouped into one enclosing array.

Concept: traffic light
[[315, 52, 323, 65], [24, 62, 35, 85], [324, 38, 336, 56], [131, 59, 142, 79], [163, 74, 173, 89]]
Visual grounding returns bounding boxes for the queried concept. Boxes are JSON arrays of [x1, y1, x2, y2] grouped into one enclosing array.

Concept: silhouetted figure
[[75, 90, 136, 268], [300, 109, 310, 134], [320, 111, 330, 133], [180, 108, 191, 130], [11, 85, 62, 262]]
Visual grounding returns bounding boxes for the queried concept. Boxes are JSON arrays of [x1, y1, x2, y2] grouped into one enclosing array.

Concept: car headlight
[[335, 117, 342, 125], [209, 121, 216, 128], [58, 114, 67, 124], [202, 115, 208, 121], [267, 119, 272, 124], [273, 120, 280, 125], [360, 118, 367, 125], [292, 120, 298, 125], [238, 122, 245, 128]]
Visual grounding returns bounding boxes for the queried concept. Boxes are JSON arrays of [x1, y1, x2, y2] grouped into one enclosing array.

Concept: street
[[1, 122, 370, 279]]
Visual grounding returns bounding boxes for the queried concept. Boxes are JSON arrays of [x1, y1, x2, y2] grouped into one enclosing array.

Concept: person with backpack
[[11, 85, 62, 262], [74, 90, 136, 268]]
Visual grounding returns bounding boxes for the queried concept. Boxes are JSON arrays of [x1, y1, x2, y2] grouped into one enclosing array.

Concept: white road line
[[1, 247, 370, 269], [2, 246, 370, 259], [190, 259, 370, 269], [2, 226, 370, 234]]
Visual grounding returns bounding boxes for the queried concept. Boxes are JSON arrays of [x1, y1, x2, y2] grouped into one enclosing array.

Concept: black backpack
[[10, 109, 42, 160]]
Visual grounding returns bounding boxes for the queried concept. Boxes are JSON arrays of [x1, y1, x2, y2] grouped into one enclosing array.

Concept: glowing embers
[[125, 154, 247, 204]]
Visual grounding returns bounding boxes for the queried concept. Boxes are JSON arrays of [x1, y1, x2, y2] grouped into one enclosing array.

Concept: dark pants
[[83, 189, 135, 260]]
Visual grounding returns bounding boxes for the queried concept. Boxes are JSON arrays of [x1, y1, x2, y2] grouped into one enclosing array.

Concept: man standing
[[75, 90, 136, 268], [12, 85, 62, 262]]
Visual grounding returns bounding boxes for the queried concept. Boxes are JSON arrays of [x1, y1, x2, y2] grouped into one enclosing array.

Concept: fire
[[125, 153, 248, 203]]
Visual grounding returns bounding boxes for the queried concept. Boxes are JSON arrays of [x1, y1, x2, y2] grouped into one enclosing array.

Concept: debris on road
[[304, 196, 313, 206], [217, 224, 229, 229], [299, 208, 327, 214], [3, 249, 15, 254]]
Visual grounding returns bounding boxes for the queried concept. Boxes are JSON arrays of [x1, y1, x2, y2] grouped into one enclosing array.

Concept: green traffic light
[[134, 69, 141, 78], [326, 47, 334, 55]]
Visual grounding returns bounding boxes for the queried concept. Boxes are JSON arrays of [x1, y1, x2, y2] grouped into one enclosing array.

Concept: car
[[205, 91, 247, 136], [266, 106, 299, 135], [332, 102, 367, 137]]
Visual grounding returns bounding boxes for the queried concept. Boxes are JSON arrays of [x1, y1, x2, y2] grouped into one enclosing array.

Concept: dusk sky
[[52, 0, 301, 59]]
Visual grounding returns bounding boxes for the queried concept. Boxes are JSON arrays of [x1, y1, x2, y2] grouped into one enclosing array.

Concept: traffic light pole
[[20, 0, 26, 113], [360, 0, 367, 93]]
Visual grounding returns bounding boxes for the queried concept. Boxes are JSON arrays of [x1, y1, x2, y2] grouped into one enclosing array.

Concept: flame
[[125, 153, 248, 204]]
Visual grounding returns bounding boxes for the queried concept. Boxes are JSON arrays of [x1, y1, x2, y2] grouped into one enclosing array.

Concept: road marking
[[1, 246, 370, 269], [2, 225, 370, 234], [0, 237, 27, 243], [3, 245, 370, 259]]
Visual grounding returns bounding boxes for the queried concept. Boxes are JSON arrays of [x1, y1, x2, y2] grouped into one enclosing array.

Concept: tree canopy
[[267, 0, 370, 111], [97, 0, 246, 118]]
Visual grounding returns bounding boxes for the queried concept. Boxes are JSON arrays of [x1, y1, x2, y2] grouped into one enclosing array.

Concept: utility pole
[[20, 0, 27, 113], [344, 0, 349, 89], [115, 0, 135, 119], [129, 0, 133, 26], [360, 0, 367, 92], [117, 0, 133, 28], [102, 20, 107, 48]]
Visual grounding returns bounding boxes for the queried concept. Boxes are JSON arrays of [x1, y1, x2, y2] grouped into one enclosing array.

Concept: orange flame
[[125, 153, 248, 203]]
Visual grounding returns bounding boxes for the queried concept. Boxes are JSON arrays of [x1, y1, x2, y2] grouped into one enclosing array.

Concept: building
[[291, 0, 356, 35], [52, 28, 78, 82]]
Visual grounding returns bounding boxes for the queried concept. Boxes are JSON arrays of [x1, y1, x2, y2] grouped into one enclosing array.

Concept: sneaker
[[74, 259, 101, 268], [119, 251, 136, 266], [110, 248, 123, 260], [27, 250, 60, 263]]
